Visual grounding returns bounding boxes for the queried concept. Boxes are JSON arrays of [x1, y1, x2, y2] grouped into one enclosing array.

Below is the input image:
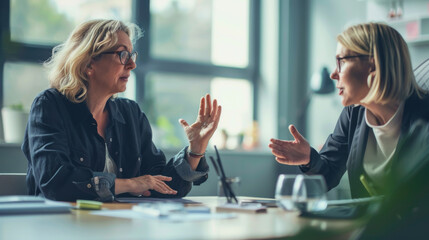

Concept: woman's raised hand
[[179, 94, 222, 157], [268, 124, 311, 166]]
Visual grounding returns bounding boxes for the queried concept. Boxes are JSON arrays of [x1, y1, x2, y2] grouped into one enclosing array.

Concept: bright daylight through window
[[6, 0, 256, 150]]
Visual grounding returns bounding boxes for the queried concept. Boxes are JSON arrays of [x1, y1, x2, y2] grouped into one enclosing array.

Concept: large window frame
[[0, 0, 261, 143]]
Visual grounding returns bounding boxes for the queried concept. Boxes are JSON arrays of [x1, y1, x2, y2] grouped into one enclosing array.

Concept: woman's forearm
[[114, 178, 133, 195]]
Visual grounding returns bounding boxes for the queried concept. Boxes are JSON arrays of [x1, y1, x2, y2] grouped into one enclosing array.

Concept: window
[[3, 62, 48, 110], [142, 72, 253, 149], [140, 0, 259, 149], [10, 0, 132, 45], [1, 0, 260, 150], [151, 0, 249, 67]]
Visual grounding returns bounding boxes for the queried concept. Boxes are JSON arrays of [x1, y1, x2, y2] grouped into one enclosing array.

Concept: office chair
[[414, 57, 429, 90], [0, 173, 27, 195]]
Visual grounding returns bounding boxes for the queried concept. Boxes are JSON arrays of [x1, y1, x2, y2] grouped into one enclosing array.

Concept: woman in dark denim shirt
[[22, 20, 222, 202]]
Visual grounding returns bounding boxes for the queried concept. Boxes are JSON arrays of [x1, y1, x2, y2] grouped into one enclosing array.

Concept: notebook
[[0, 195, 71, 215]]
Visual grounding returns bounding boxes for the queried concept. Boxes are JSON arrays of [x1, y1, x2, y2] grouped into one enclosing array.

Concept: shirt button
[[137, 157, 141, 161], [87, 184, 92, 188], [80, 158, 84, 162], [119, 168, 123, 172], [109, 138, 113, 142]]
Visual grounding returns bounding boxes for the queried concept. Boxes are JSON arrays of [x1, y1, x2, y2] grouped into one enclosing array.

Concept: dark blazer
[[22, 88, 209, 202], [301, 93, 429, 198]]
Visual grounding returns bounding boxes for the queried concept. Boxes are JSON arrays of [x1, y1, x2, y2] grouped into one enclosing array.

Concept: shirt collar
[[66, 96, 126, 125], [106, 98, 126, 124]]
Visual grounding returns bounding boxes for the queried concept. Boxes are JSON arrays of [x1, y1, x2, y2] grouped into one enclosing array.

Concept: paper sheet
[[91, 209, 236, 222]]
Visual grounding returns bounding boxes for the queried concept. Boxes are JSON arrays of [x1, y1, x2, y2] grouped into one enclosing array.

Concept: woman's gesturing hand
[[128, 175, 177, 196], [268, 124, 311, 166], [179, 93, 222, 157]]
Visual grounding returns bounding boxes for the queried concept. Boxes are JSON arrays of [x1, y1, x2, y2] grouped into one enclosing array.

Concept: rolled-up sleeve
[[90, 172, 116, 202]]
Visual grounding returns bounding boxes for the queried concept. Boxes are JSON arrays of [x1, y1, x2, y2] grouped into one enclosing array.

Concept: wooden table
[[0, 197, 362, 240]]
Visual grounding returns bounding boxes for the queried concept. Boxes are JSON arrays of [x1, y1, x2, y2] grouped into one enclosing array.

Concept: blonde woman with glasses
[[22, 19, 221, 202], [269, 22, 428, 198]]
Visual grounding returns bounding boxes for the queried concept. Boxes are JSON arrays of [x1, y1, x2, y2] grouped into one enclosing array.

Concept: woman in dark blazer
[[269, 22, 428, 198]]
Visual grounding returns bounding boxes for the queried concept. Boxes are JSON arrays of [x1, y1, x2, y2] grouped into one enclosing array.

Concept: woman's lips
[[120, 76, 129, 81]]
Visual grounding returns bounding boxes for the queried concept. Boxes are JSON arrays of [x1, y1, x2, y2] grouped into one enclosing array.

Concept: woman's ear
[[369, 57, 376, 73], [86, 63, 93, 77], [86, 61, 94, 73], [367, 71, 376, 88]]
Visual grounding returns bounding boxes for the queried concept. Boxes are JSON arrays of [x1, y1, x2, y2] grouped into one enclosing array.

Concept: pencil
[[360, 174, 377, 196]]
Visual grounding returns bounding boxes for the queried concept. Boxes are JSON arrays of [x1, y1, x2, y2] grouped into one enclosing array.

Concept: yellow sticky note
[[76, 199, 103, 210]]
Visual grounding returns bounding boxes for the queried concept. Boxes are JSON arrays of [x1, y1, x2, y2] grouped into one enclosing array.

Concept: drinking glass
[[292, 174, 328, 212], [275, 174, 299, 211], [217, 176, 240, 204]]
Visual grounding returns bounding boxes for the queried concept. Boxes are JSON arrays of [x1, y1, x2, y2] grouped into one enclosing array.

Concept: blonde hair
[[45, 19, 142, 103], [337, 22, 425, 104]]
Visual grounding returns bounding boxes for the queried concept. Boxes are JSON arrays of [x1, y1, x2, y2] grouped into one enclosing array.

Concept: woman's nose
[[126, 59, 136, 70], [330, 69, 339, 81]]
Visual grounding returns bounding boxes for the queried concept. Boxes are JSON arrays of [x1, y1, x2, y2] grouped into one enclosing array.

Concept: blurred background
[[1, 0, 428, 198]]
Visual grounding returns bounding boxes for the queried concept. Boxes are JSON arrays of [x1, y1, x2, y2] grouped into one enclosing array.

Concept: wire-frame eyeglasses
[[336, 55, 370, 73]]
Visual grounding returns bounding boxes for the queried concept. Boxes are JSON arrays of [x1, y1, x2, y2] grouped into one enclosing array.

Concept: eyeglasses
[[336, 55, 370, 73], [101, 50, 138, 65]]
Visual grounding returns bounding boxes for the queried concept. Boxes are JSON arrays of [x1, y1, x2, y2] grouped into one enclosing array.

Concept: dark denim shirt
[[22, 88, 209, 202]]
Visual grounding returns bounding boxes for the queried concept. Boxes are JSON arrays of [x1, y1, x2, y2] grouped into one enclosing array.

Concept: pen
[[360, 174, 377, 197]]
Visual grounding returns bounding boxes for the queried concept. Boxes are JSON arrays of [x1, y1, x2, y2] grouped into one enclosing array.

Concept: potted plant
[[1, 103, 29, 143]]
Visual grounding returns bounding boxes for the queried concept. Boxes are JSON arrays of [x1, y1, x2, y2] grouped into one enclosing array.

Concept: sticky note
[[76, 199, 103, 210]]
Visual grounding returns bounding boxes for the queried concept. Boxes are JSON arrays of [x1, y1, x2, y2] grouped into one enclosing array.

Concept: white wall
[[307, 0, 366, 148]]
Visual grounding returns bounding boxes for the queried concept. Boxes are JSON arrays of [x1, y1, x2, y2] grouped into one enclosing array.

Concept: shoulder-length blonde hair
[[337, 22, 425, 104], [45, 19, 142, 103]]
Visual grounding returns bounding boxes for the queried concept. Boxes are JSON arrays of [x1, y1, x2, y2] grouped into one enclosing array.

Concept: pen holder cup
[[217, 176, 240, 205]]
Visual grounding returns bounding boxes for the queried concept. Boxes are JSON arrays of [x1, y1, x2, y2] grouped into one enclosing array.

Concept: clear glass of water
[[275, 174, 328, 212], [275, 174, 299, 211], [292, 174, 328, 212]]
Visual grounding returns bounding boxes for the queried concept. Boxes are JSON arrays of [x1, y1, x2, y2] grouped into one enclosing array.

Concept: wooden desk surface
[[0, 197, 361, 240]]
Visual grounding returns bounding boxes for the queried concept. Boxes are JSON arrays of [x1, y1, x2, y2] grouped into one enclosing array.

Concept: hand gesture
[[179, 94, 222, 155], [129, 175, 177, 196], [268, 124, 311, 165]]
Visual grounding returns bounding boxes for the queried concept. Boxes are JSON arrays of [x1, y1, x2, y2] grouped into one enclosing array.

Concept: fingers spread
[[155, 181, 177, 195], [270, 138, 292, 148], [289, 124, 305, 142], [205, 94, 212, 116], [154, 175, 173, 182], [198, 97, 205, 116], [179, 119, 189, 128], [210, 99, 218, 120], [209, 105, 222, 129], [270, 147, 288, 159]]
